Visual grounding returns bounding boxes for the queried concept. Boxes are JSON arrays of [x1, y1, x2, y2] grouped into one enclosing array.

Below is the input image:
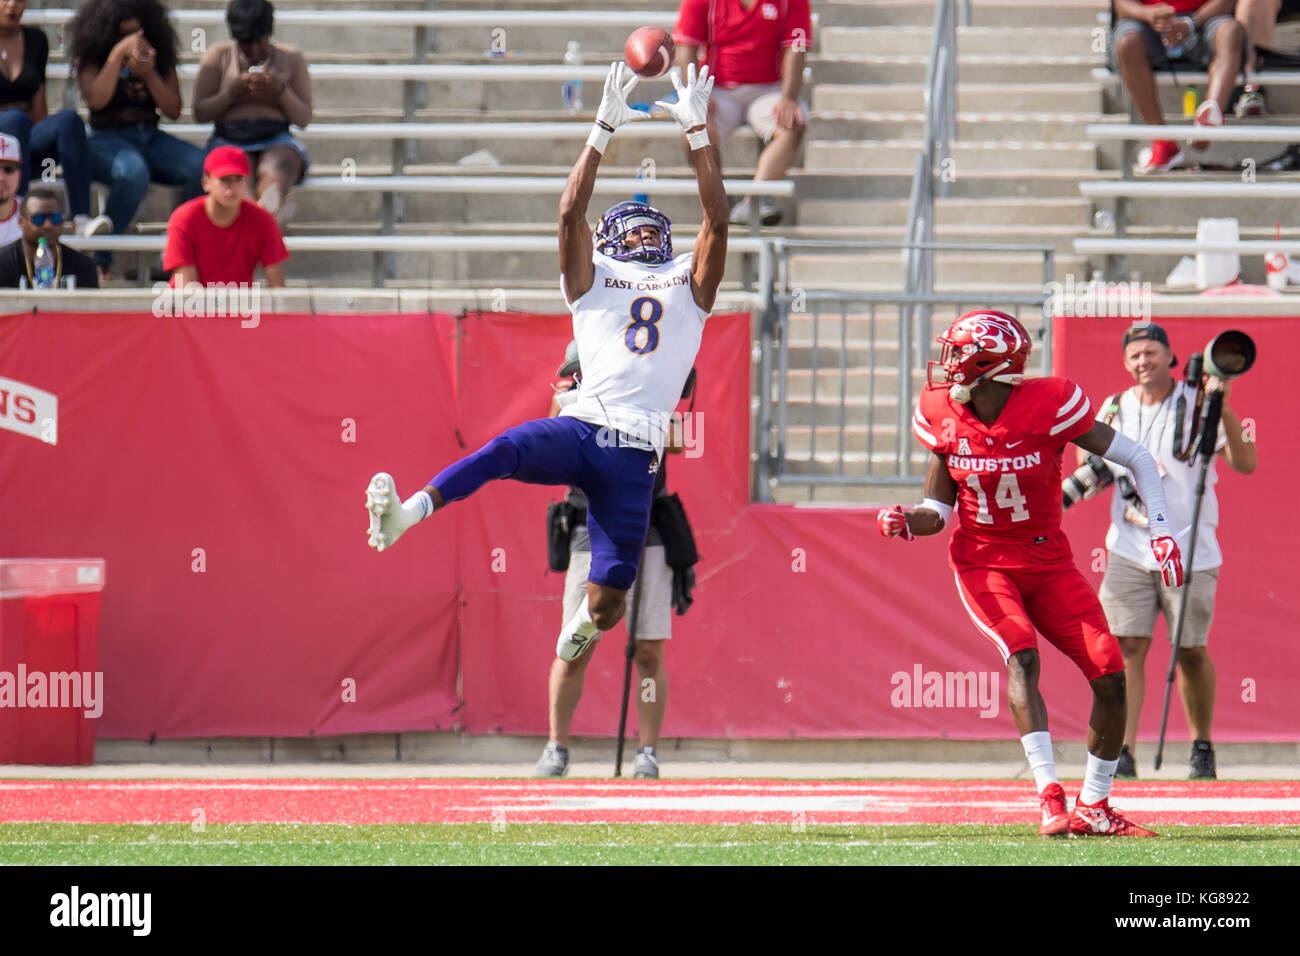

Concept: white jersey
[[560, 250, 708, 458], [1101, 382, 1228, 571]]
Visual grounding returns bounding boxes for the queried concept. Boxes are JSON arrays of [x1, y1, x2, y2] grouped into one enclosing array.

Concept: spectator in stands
[[163, 144, 287, 286], [0, 132, 20, 244], [1111, 1, 1247, 172], [0, 186, 100, 287], [1233, 0, 1300, 117], [68, 0, 205, 281], [673, 0, 811, 225], [0, 0, 111, 237], [192, 0, 312, 224]]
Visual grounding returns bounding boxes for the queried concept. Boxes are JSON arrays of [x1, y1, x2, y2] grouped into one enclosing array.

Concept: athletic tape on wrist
[[586, 123, 613, 154], [918, 497, 954, 524], [685, 127, 710, 150]]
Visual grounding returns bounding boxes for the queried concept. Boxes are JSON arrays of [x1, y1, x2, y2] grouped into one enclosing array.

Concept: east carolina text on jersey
[[561, 250, 708, 458]]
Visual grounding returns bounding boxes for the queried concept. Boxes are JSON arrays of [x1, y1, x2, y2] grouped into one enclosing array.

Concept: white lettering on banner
[[947, 451, 1041, 473], [0, 375, 58, 445], [890, 664, 1000, 718]]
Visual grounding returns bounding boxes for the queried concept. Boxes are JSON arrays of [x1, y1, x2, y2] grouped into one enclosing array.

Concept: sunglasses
[[27, 212, 63, 225]]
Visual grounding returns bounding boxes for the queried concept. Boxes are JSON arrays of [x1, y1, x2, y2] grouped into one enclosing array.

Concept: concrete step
[[784, 309, 1045, 342], [811, 110, 1113, 142], [818, 0, 1106, 29], [810, 55, 1100, 85], [769, 481, 924, 505], [813, 82, 1104, 113], [787, 251, 1082, 287], [805, 139, 1098, 171], [800, 196, 1093, 227], [792, 168, 1101, 200], [785, 224, 1087, 255], [819, 25, 1099, 56]]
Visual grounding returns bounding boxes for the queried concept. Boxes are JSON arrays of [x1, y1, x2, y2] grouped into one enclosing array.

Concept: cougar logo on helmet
[[927, 310, 1032, 403]]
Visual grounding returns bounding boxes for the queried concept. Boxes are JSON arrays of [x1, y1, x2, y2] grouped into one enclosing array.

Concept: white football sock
[[1021, 731, 1059, 792], [1079, 753, 1119, 806], [401, 490, 433, 528], [558, 597, 597, 644]]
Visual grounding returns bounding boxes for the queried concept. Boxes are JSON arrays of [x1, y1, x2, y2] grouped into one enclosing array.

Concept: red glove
[[877, 505, 914, 542], [1150, 535, 1184, 587]]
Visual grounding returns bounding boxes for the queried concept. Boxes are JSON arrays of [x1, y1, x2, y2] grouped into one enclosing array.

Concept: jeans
[[86, 123, 205, 269], [0, 109, 93, 217]]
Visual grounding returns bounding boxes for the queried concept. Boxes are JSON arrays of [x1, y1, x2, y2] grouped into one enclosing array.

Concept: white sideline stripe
[[465, 795, 1300, 813], [952, 571, 1012, 662], [1056, 384, 1083, 418], [1049, 398, 1091, 436]]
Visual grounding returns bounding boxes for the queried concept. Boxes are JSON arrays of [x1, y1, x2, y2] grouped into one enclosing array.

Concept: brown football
[[624, 26, 675, 78]]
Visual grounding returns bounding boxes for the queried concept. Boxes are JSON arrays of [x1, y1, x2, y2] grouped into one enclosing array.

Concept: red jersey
[[912, 377, 1094, 570], [673, 0, 812, 88], [1140, 0, 1206, 13], [163, 197, 289, 285]]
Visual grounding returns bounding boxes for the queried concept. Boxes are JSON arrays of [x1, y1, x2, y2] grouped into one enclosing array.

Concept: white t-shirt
[[1101, 382, 1227, 571], [560, 250, 707, 459], [0, 203, 20, 246]]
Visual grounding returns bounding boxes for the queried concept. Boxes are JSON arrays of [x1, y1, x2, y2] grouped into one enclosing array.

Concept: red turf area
[[0, 779, 1296, 826]]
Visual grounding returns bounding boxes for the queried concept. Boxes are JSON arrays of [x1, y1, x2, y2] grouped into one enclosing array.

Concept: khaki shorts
[[1098, 553, 1219, 648], [712, 84, 809, 144], [564, 545, 672, 641]]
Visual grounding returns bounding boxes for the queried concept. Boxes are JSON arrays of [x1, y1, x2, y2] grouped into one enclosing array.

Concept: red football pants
[[953, 564, 1123, 681]]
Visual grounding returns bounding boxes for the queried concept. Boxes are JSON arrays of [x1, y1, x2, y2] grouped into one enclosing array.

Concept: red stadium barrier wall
[[1, 309, 1295, 742]]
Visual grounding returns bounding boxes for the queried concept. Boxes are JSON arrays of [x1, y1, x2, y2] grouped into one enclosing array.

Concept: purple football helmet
[[595, 201, 672, 265]]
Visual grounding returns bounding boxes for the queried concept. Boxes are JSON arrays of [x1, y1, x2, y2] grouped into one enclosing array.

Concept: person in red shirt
[[878, 311, 1185, 838], [1111, 1, 1246, 172], [672, 0, 810, 225], [163, 144, 288, 286]]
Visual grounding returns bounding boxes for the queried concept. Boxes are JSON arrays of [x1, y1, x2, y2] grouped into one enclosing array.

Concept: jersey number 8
[[625, 296, 663, 355]]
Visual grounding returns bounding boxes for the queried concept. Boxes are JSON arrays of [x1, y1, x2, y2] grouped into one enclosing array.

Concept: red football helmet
[[927, 310, 1032, 403]]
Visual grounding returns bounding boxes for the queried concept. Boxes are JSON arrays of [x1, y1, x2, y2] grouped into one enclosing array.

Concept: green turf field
[[2, 823, 1298, 865]]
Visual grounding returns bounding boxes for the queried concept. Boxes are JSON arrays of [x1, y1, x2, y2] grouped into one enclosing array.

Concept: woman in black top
[[0, 0, 108, 237], [68, 0, 203, 279]]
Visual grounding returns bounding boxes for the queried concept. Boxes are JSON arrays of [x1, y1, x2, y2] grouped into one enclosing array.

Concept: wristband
[[918, 497, 954, 524], [685, 126, 710, 150], [586, 121, 614, 154]]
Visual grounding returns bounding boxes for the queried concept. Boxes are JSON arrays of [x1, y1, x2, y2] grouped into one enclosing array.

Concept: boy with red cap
[[163, 144, 288, 286]]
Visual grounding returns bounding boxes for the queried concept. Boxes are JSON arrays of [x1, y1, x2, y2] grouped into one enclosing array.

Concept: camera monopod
[[1153, 330, 1255, 770]]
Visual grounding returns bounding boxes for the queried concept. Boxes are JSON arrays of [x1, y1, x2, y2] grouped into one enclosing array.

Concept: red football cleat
[[1069, 797, 1158, 837], [1038, 783, 1069, 837]]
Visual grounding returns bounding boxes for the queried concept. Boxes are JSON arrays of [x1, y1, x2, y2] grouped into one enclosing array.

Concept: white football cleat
[[366, 472, 415, 552]]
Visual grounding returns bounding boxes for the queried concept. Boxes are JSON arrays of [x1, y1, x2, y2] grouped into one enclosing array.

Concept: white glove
[[587, 61, 648, 153], [655, 63, 714, 148]]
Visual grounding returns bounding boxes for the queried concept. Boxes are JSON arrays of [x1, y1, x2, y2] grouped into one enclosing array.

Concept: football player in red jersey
[[878, 311, 1183, 838]]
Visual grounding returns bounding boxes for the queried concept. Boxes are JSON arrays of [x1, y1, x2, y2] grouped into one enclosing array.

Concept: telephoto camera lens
[[1062, 455, 1115, 509]]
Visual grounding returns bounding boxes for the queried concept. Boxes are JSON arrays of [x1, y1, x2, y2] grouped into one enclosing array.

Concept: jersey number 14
[[966, 473, 1030, 524]]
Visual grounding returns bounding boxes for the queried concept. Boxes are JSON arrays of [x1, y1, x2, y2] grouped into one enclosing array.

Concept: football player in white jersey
[[364, 61, 727, 664]]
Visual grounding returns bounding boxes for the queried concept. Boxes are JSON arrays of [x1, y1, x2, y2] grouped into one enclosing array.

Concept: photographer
[[536, 341, 698, 780], [1072, 324, 1255, 780]]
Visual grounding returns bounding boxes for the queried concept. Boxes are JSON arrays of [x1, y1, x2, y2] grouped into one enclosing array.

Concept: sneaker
[[1234, 84, 1266, 118], [365, 472, 418, 552], [1190, 739, 1217, 780], [1038, 782, 1069, 837], [555, 627, 600, 661], [729, 196, 782, 227], [1069, 797, 1158, 837], [1190, 99, 1223, 151], [1137, 139, 1184, 173], [535, 741, 569, 778], [76, 214, 113, 237], [1116, 745, 1137, 779], [729, 197, 753, 225], [632, 746, 660, 779]]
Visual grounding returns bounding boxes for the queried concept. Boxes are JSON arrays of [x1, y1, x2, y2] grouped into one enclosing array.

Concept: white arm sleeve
[[917, 497, 954, 525], [1103, 431, 1172, 538]]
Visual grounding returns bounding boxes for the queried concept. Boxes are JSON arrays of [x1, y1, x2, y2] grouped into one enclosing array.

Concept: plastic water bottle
[[34, 237, 55, 289], [562, 41, 583, 113]]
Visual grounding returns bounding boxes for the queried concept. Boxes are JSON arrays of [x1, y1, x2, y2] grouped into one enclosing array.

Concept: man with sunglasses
[[0, 185, 100, 288], [1081, 323, 1255, 780]]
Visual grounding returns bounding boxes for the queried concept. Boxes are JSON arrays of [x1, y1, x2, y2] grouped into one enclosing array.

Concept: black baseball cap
[[1121, 322, 1170, 350]]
